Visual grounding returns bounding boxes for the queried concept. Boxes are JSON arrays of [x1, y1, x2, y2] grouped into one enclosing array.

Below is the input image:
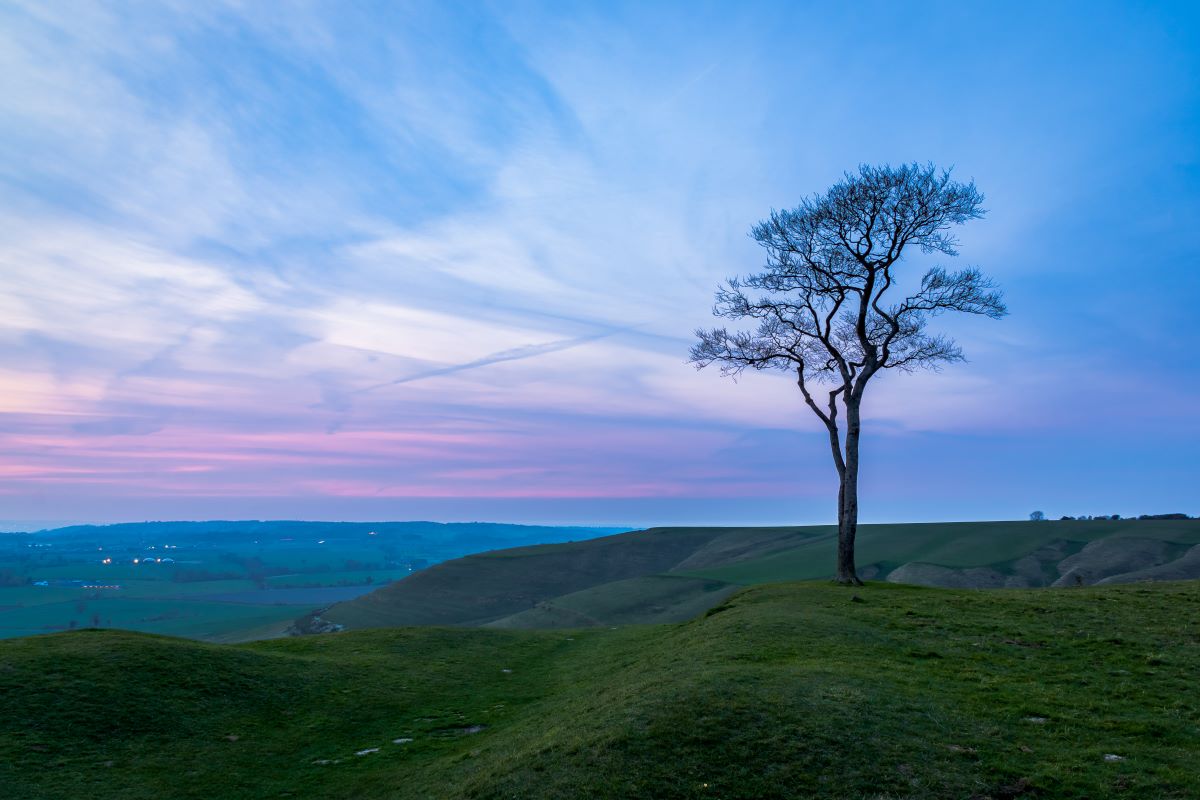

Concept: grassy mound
[[3, 581, 1198, 799]]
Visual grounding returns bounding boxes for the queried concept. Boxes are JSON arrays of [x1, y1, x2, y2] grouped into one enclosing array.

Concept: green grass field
[[3, 580, 1198, 799]]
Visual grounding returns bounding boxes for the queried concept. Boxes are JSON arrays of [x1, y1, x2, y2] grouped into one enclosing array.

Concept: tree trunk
[[836, 400, 863, 586]]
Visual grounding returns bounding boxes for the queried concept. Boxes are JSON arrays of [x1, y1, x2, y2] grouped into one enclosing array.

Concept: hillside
[[315, 519, 1200, 632], [314, 526, 782, 630], [3, 581, 1198, 799]]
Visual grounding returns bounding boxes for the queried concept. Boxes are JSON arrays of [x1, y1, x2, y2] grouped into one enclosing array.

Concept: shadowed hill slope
[[684, 519, 1200, 585], [317, 527, 761, 629], [4, 581, 1199, 799], [315, 519, 1200, 632], [1095, 543, 1200, 584]]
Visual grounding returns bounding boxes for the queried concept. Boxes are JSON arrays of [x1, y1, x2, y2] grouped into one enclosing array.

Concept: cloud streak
[[0, 1, 1197, 522], [359, 333, 611, 391]]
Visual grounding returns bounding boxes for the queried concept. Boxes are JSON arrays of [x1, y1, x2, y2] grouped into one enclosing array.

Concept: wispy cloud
[[1, 1, 1197, 521]]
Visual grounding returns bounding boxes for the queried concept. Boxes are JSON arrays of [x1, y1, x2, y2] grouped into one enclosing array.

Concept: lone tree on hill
[[690, 163, 1006, 585]]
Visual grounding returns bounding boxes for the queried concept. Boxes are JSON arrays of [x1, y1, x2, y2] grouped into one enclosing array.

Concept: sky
[[1, 1, 1197, 528]]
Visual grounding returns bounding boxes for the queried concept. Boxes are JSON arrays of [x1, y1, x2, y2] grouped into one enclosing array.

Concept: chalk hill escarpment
[[310, 519, 1200, 632]]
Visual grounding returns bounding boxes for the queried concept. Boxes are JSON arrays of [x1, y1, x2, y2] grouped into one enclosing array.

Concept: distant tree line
[[1031, 511, 1193, 521]]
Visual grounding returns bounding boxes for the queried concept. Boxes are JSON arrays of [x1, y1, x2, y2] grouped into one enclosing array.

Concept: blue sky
[[1, 1, 1197, 526]]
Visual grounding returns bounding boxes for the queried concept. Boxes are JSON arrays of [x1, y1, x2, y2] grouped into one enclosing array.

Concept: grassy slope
[[322, 527, 732, 628], [320, 520, 1200, 632], [485, 575, 741, 629], [681, 519, 1200, 584], [4, 581, 1199, 799]]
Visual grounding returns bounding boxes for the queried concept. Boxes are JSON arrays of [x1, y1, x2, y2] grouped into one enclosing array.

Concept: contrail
[[357, 332, 609, 393]]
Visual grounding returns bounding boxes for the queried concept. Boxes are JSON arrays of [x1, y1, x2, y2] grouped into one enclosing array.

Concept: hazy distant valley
[[0, 521, 628, 641]]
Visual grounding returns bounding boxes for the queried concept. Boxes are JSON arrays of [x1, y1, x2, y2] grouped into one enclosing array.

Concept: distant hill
[[26, 519, 630, 551], [314, 519, 1200, 631], [5, 581, 1199, 798]]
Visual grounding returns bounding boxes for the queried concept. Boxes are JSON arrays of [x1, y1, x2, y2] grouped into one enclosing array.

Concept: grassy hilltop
[[317, 519, 1200, 632], [3, 580, 1198, 799]]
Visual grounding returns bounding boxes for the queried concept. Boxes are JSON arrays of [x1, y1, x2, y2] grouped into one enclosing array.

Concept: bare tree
[[690, 164, 1006, 585]]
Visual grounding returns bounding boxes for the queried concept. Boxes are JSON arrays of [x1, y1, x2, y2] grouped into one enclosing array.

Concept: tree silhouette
[[691, 163, 1006, 584]]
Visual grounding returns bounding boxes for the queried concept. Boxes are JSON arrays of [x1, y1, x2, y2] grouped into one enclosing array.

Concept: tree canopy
[[692, 163, 1005, 393]]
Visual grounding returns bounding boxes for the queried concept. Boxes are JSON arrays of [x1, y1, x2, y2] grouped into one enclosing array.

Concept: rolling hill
[[312, 519, 1200, 632], [4, 580, 1198, 799]]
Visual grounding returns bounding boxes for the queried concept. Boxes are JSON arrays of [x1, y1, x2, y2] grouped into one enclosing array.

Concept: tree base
[[833, 575, 864, 587]]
